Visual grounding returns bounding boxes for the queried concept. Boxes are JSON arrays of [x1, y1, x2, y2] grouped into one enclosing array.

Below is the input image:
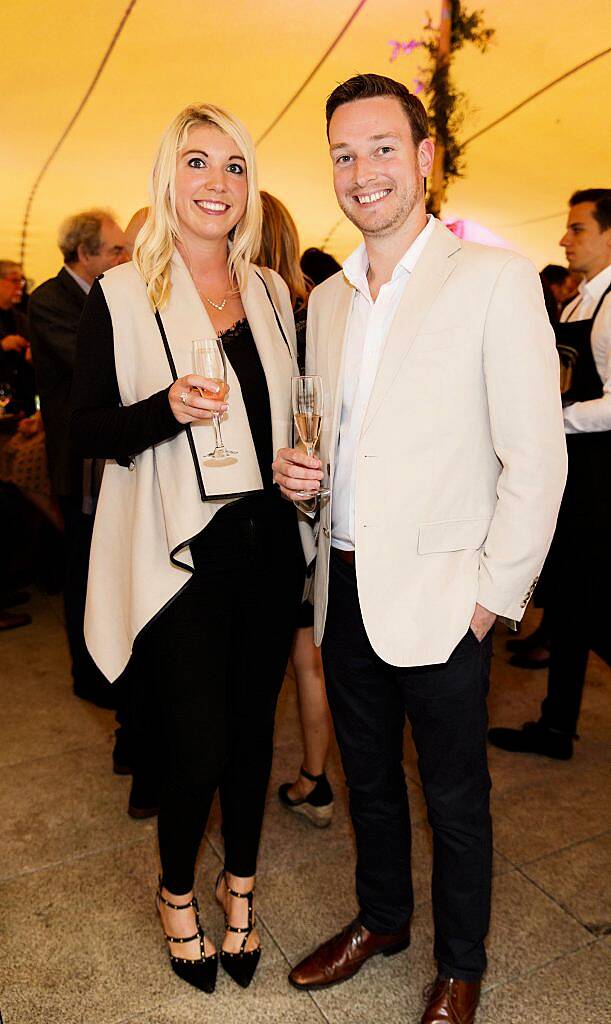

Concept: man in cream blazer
[[273, 74, 567, 1024]]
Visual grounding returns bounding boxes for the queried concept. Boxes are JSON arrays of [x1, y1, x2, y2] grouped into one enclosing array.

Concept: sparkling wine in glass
[[291, 375, 330, 500], [192, 338, 235, 459]]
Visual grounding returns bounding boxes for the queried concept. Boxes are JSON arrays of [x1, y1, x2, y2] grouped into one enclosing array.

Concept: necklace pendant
[[205, 296, 227, 312]]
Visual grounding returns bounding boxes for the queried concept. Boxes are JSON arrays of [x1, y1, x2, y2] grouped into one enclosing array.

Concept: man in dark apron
[[490, 188, 611, 759]]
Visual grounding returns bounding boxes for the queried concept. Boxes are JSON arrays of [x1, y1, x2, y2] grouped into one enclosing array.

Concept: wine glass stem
[[213, 414, 224, 452], [306, 443, 314, 458]]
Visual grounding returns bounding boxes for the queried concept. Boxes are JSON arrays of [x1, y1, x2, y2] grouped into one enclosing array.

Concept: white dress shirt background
[[332, 215, 435, 551], [561, 263, 611, 434]]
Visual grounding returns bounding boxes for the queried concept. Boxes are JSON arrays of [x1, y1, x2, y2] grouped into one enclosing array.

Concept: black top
[[219, 318, 274, 490], [71, 280, 179, 462], [0, 307, 36, 416], [71, 280, 275, 490], [294, 304, 307, 374], [0, 306, 26, 340], [555, 285, 611, 406]]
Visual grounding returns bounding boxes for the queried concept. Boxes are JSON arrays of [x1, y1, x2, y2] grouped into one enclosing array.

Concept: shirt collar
[[579, 263, 611, 305], [342, 214, 436, 298], [65, 265, 91, 295]]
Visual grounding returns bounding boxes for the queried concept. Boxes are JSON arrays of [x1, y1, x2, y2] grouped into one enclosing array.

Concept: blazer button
[[322, 527, 330, 538], [128, 460, 135, 472]]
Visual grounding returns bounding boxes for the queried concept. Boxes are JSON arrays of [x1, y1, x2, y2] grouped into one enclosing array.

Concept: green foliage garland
[[407, 3, 495, 209]]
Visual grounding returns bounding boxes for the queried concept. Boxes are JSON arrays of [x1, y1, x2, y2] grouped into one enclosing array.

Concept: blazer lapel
[[362, 221, 461, 433], [325, 277, 354, 478]]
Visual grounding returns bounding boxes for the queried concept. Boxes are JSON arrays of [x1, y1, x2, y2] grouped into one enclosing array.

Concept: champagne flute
[[291, 375, 330, 500], [192, 338, 235, 459]]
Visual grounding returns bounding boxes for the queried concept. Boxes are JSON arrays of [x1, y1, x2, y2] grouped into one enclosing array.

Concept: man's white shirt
[[561, 263, 611, 434], [332, 215, 435, 551]]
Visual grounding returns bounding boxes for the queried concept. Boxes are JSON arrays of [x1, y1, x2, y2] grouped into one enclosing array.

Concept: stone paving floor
[[0, 590, 609, 1024]]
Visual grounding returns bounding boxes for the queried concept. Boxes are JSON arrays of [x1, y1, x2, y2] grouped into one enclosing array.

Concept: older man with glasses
[[0, 261, 35, 630], [0, 261, 35, 415]]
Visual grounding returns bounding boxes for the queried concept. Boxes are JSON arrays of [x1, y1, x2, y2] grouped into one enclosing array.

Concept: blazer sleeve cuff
[[476, 579, 537, 622]]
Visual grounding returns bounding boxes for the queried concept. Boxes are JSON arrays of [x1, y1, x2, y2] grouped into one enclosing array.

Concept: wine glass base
[[206, 447, 237, 459], [293, 487, 330, 501]]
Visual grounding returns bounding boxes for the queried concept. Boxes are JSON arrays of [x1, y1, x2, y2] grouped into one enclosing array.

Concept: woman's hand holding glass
[[168, 375, 229, 426]]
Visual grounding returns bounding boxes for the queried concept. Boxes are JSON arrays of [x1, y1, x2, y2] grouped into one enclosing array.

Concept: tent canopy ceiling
[[3, 0, 610, 287]]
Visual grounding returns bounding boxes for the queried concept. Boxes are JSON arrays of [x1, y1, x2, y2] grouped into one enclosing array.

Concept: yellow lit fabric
[[2, 0, 610, 287]]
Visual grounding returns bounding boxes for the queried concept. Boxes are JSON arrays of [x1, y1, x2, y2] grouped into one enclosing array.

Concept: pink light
[[388, 39, 422, 62], [444, 219, 514, 250]]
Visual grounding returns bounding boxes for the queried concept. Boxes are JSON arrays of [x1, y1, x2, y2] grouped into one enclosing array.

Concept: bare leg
[[287, 626, 332, 801]]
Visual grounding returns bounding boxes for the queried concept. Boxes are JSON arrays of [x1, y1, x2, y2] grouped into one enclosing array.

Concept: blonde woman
[[71, 106, 314, 993], [257, 192, 334, 827]]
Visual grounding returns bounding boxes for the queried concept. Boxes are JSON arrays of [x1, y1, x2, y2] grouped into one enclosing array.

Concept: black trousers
[[58, 496, 111, 693], [541, 432, 611, 736], [322, 552, 493, 982], [542, 565, 590, 737], [136, 492, 303, 894]]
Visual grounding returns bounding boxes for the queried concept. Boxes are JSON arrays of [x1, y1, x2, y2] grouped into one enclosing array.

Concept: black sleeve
[[70, 279, 184, 461], [28, 289, 78, 371]]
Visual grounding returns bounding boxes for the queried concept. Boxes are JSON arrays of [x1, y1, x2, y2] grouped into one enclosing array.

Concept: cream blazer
[[307, 219, 568, 667], [85, 254, 314, 681]]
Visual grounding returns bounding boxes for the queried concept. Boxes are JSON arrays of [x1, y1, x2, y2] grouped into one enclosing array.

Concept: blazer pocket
[[418, 516, 492, 554], [412, 326, 468, 353]]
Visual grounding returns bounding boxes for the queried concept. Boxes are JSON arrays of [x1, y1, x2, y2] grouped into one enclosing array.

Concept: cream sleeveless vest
[[84, 253, 312, 681]]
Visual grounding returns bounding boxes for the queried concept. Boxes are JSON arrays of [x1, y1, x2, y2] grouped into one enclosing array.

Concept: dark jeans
[[322, 551, 493, 982], [136, 492, 303, 894]]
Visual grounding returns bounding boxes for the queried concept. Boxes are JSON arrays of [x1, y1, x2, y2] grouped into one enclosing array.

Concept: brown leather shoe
[[421, 976, 481, 1023], [288, 917, 410, 991]]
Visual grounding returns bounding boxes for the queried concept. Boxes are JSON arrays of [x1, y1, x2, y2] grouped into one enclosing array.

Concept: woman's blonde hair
[[257, 191, 311, 310], [134, 104, 262, 309]]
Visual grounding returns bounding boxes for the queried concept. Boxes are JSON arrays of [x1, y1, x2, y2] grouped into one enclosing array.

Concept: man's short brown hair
[[326, 73, 429, 146], [569, 189, 611, 232]]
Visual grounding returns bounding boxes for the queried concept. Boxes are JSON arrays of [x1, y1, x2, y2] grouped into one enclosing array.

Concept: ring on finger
[[180, 391, 189, 405]]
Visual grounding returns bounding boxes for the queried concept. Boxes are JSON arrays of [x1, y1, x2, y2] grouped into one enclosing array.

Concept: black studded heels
[[156, 881, 218, 993], [215, 869, 261, 988]]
